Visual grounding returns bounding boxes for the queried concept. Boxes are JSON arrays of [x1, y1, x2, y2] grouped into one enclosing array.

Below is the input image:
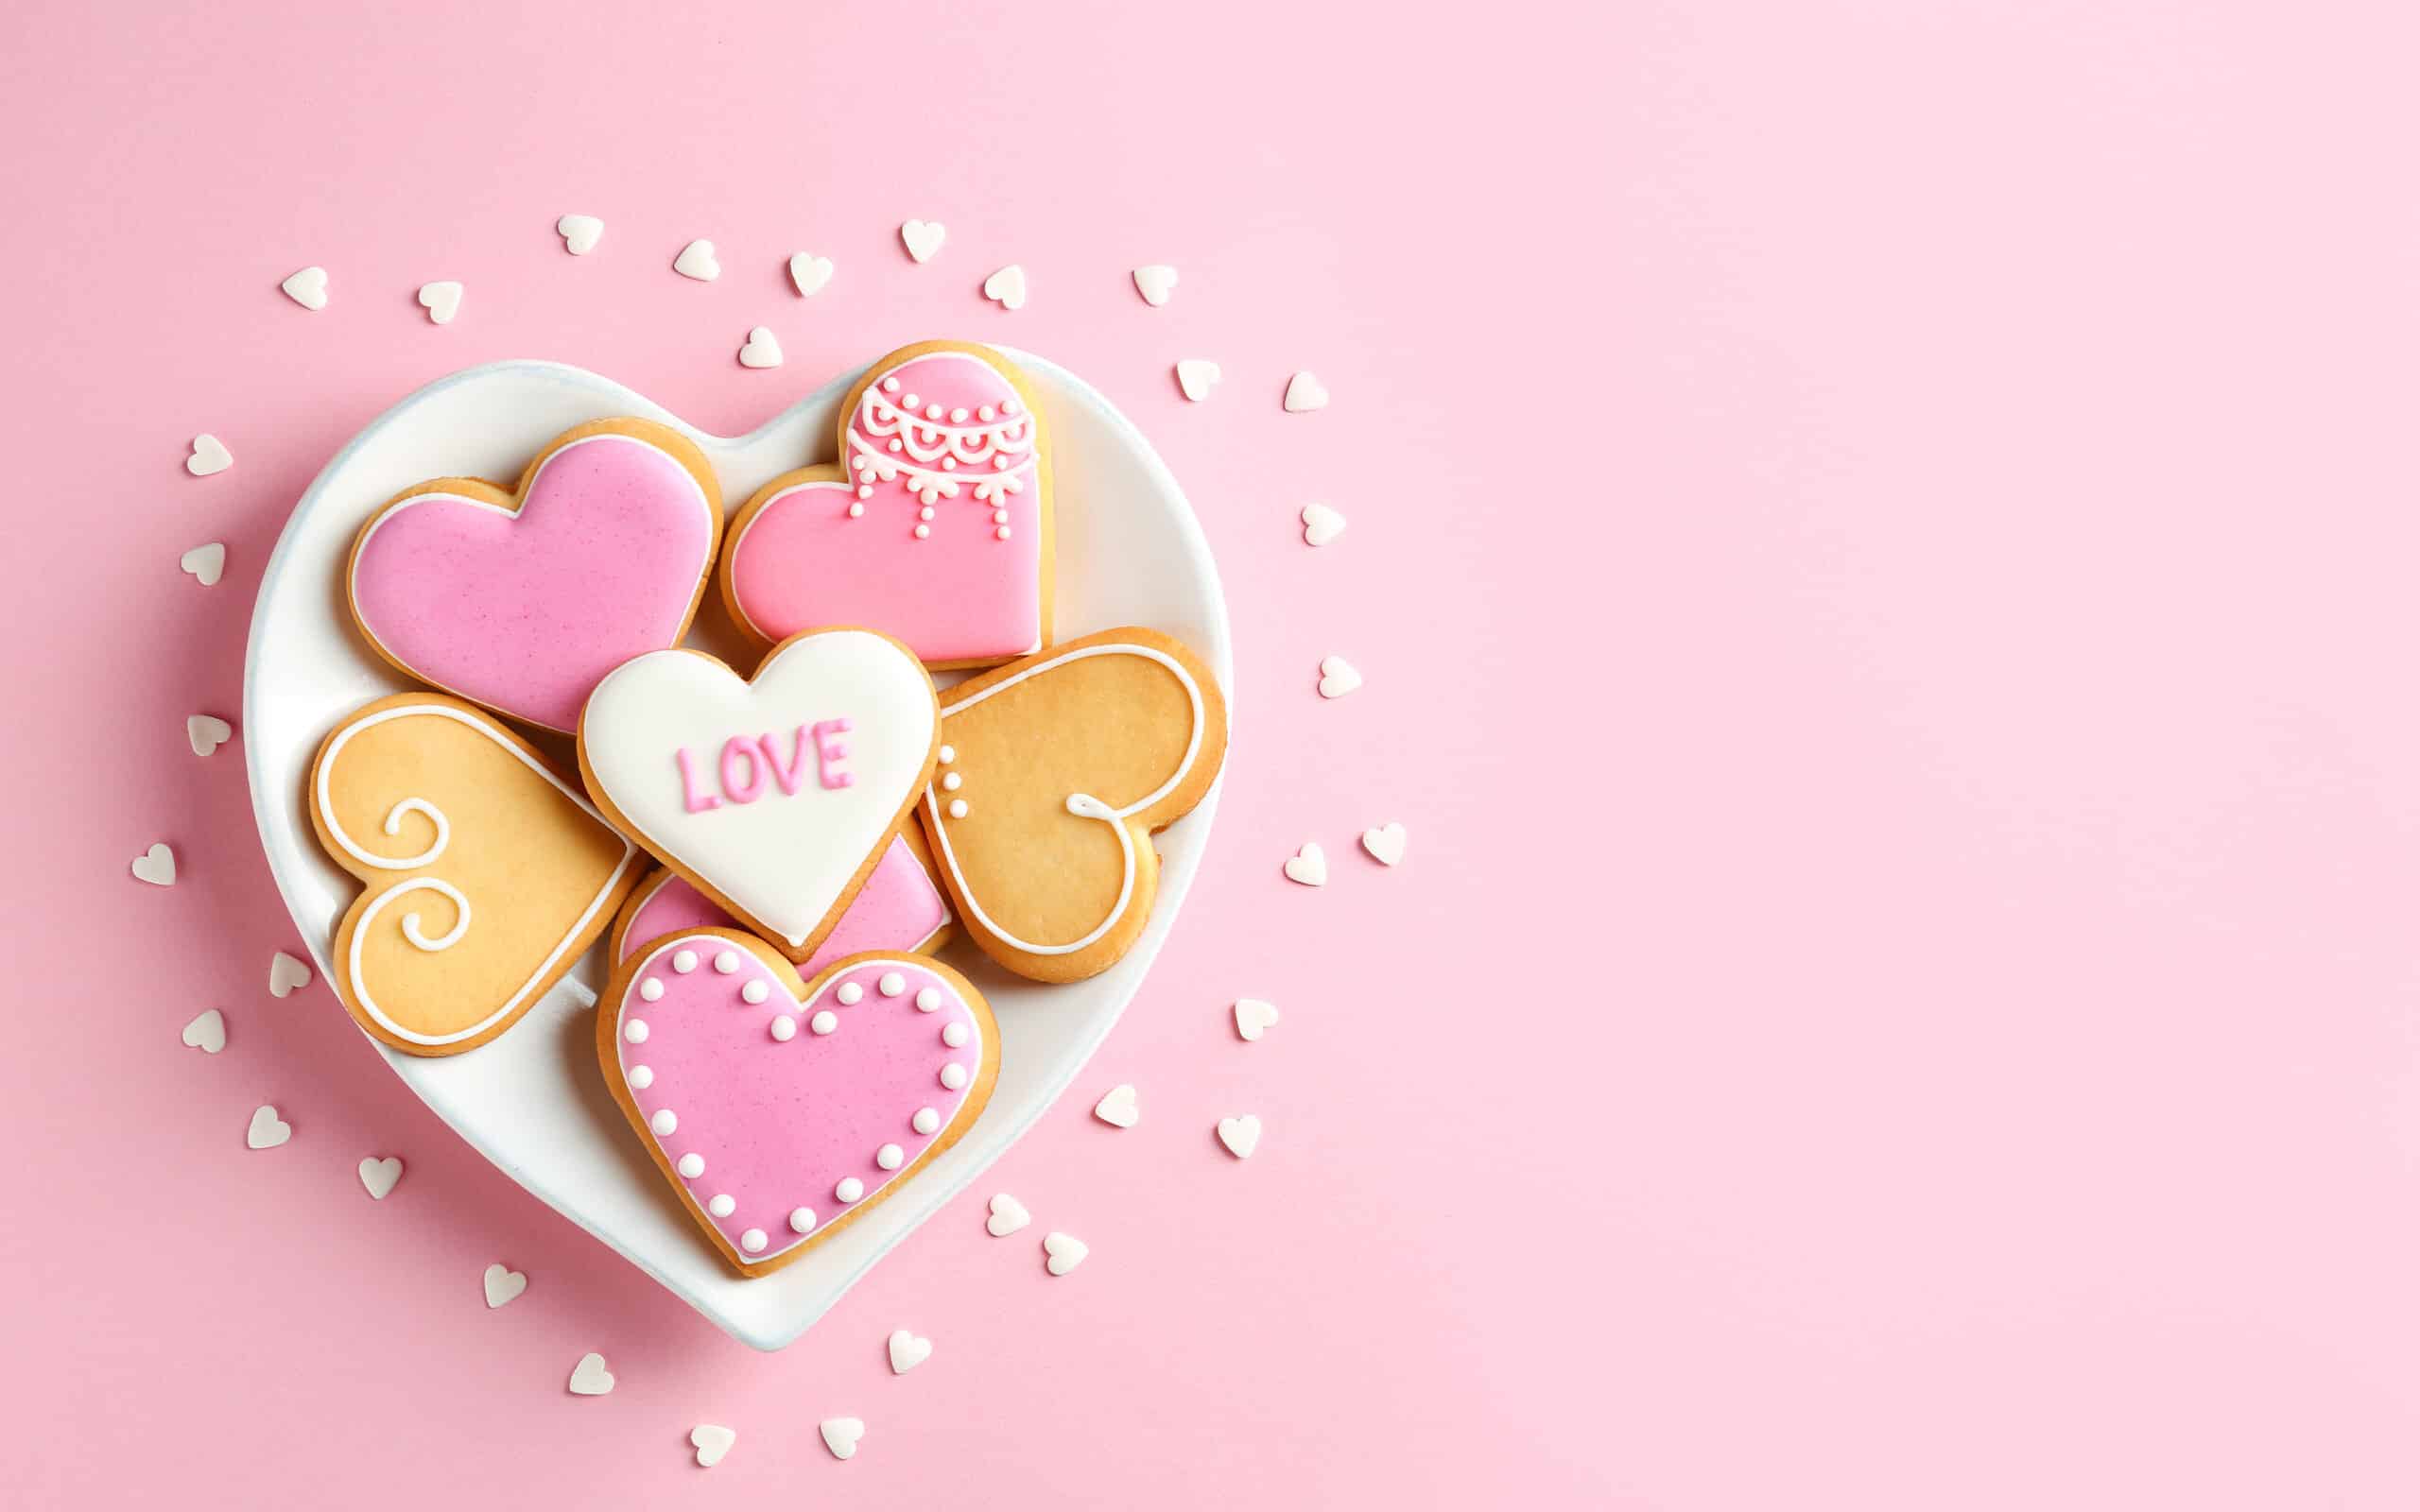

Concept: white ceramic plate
[[243, 353, 1228, 1349]]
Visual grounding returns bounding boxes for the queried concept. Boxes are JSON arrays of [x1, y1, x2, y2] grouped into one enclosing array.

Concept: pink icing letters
[[676, 747, 721, 814], [718, 736, 766, 802], [813, 718, 855, 789], [680, 724, 861, 808], [618, 836, 949, 975]]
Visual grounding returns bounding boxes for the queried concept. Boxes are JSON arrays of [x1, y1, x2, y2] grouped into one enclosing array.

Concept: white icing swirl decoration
[[847, 353, 1036, 513]]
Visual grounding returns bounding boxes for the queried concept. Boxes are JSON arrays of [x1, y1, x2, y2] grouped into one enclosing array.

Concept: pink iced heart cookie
[[718, 341, 1051, 670], [347, 419, 722, 733], [610, 831, 953, 974], [598, 931, 998, 1277]]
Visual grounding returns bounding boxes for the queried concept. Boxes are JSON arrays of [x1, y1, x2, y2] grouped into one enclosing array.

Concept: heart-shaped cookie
[[718, 341, 1052, 669], [346, 419, 721, 733], [918, 627, 1227, 982], [310, 693, 644, 1054], [598, 931, 998, 1277], [578, 628, 939, 956], [612, 831, 951, 975]]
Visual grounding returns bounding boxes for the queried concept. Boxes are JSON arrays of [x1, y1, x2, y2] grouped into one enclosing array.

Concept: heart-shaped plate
[[243, 353, 1228, 1349]]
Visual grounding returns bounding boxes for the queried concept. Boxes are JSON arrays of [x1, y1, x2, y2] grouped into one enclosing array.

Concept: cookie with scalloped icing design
[[346, 418, 723, 733], [309, 693, 645, 1055], [611, 826, 954, 973], [598, 930, 999, 1277], [917, 627, 1226, 982], [578, 627, 940, 963], [717, 340, 1052, 670]]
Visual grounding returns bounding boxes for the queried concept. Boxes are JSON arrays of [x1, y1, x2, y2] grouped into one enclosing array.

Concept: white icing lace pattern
[[849, 391, 1036, 507]]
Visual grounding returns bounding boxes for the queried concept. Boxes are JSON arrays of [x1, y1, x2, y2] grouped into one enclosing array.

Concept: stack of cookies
[[305, 340, 1226, 1276]]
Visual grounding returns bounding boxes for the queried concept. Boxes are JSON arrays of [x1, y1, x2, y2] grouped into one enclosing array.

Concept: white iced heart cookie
[[900, 219, 945, 263], [131, 843, 176, 886], [358, 1155, 403, 1198], [1132, 265, 1178, 306], [268, 950, 313, 998], [1284, 370, 1329, 412], [673, 239, 720, 281], [556, 214, 603, 255], [182, 1008, 226, 1053], [185, 436, 232, 476], [887, 1329, 932, 1374], [1301, 504, 1346, 546], [280, 266, 328, 310], [985, 1192, 1030, 1236], [482, 1263, 527, 1308], [187, 714, 233, 756], [417, 281, 462, 324], [1317, 656, 1361, 698], [1043, 1230, 1088, 1276], [579, 629, 938, 955], [821, 1417, 866, 1460], [788, 251, 833, 296], [567, 1351, 614, 1395], [690, 1425, 735, 1468], [1093, 1083, 1139, 1128], [181, 542, 225, 585], [1175, 359, 1220, 402], [1234, 998, 1279, 1041], [246, 1105, 290, 1149], [1283, 842, 1326, 886], [1362, 822, 1408, 866], [737, 326, 784, 369], [982, 264, 1028, 311], [1218, 1114, 1262, 1159]]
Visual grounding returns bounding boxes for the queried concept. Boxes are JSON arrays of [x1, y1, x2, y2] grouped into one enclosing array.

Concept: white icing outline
[[316, 701, 639, 1048], [922, 644, 1205, 957], [620, 850, 951, 961], [348, 431, 717, 733], [614, 938, 986, 1263], [846, 352, 1037, 507]]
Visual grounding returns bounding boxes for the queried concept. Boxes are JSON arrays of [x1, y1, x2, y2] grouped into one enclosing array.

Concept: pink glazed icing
[[618, 833, 949, 976], [350, 432, 716, 731], [728, 352, 1042, 662], [612, 938, 986, 1263]]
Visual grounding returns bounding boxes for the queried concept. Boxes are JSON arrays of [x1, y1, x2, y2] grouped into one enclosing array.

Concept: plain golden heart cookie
[[917, 627, 1226, 982], [309, 692, 645, 1054]]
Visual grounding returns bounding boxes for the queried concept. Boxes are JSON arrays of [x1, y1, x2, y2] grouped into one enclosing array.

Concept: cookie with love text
[[309, 693, 645, 1055], [717, 340, 1052, 669], [918, 627, 1227, 982], [598, 931, 999, 1277], [610, 826, 954, 974], [578, 627, 939, 962], [346, 418, 723, 733]]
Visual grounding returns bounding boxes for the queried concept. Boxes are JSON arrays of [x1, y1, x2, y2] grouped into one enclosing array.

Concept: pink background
[[5, 0, 2416, 1505]]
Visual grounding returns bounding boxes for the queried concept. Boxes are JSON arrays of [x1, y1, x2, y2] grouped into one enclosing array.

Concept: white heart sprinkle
[[1234, 999, 1280, 1042], [1218, 1115, 1263, 1160], [280, 266, 328, 311], [358, 1155, 404, 1199], [246, 1104, 291, 1150], [187, 714, 233, 757], [180, 542, 226, 585], [416, 280, 463, 325], [887, 1329, 933, 1374], [1132, 265, 1178, 307], [900, 219, 945, 264], [1175, 359, 1221, 402], [1043, 1230, 1089, 1277], [985, 1193, 1030, 1237], [673, 238, 721, 281], [567, 1352, 614, 1395], [482, 1263, 527, 1309], [269, 951, 313, 998], [185, 436, 232, 477], [787, 251, 834, 296], [1283, 842, 1327, 887], [1093, 1084, 1140, 1128], [1301, 503, 1347, 547], [1361, 822, 1409, 867], [737, 326, 784, 369], [131, 843, 176, 886], [556, 214, 603, 255], [1318, 655, 1362, 698], [981, 263, 1028, 311], [690, 1424, 736, 1468], [1284, 369, 1330, 413], [820, 1417, 866, 1460], [181, 1008, 226, 1054]]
